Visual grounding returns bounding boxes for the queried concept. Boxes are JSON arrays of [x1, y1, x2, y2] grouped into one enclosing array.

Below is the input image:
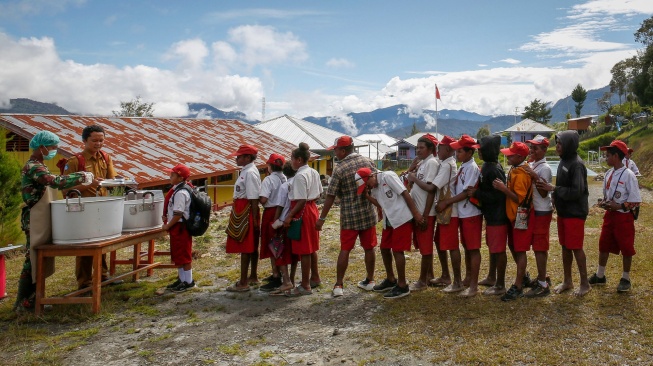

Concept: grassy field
[[1, 196, 652, 365]]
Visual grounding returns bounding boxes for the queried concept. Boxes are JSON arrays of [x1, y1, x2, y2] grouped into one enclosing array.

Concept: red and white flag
[[435, 85, 441, 100]]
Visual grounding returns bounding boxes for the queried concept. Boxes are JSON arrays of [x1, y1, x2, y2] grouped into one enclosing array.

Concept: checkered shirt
[[326, 153, 377, 230]]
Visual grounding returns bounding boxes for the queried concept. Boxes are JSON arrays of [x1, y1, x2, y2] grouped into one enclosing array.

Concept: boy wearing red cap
[[436, 135, 482, 296], [623, 148, 640, 176], [405, 134, 439, 291], [590, 140, 641, 292], [317, 136, 378, 297], [493, 142, 533, 301], [357, 167, 423, 299], [258, 154, 288, 292], [225, 145, 262, 292], [537, 130, 590, 297], [523, 135, 553, 297], [162, 163, 195, 292]]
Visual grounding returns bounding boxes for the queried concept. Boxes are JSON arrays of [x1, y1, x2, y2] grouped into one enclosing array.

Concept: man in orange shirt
[[492, 142, 532, 301]]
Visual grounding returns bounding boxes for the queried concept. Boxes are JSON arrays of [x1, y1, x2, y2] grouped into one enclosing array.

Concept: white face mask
[[41, 146, 57, 160]]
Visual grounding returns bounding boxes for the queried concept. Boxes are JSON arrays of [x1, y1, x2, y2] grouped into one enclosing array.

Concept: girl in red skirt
[[283, 143, 323, 296], [225, 145, 261, 292]]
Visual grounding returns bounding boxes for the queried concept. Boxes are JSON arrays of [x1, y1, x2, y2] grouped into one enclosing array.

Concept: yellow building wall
[[9, 151, 68, 200]]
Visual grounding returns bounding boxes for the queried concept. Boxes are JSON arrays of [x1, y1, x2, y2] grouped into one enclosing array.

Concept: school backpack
[[56, 151, 109, 175], [172, 183, 213, 236]]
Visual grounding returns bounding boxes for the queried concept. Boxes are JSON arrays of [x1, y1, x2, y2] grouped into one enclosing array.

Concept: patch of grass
[[259, 350, 274, 359], [217, 343, 245, 356], [148, 333, 171, 342], [245, 336, 266, 346]]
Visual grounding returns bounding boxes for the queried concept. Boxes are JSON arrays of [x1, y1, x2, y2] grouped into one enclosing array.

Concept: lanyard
[[604, 168, 626, 201]]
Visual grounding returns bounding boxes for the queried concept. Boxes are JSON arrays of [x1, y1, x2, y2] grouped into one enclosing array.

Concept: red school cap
[[355, 167, 374, 195], [228, 144, 258, 157], [500, 142, 530, 157], [599, 140, 629, 156], [327, 136, 353, 150], [164, 163, 191, 180], [450, 134, 480, 150], [266, 153, 285, 167]]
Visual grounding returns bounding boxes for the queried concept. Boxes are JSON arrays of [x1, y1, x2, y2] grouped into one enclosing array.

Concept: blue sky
[[0, 0, 651, 134]]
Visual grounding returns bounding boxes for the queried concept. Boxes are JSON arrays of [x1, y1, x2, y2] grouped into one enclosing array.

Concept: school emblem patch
[[614, 191, 621, 199], [385, 190, 393, 198], [418, 173, 424, 180], [235, 186, 241, 192]]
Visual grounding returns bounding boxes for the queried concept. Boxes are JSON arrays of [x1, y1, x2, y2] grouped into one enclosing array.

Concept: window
[[216, 173, 233, 183], [398, 148, 409, 158], [5, 132, 29, 152]]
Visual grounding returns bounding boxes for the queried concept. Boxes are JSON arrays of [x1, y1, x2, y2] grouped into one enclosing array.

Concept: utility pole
[[262, 97, 266, 122]]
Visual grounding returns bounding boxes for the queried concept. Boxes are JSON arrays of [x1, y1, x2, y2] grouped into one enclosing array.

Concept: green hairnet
[[29, 130, 60, 149]]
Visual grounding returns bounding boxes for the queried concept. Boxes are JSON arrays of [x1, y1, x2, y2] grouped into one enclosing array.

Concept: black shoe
[[501, 285, 523, 301], [589, 273, 607, 286], [259, 277, 282, 292], [373, 279, 397, 292], [522, 272, 532, 288], [384, 285, 410, 299], [172, 281, 196, 293], [524, 282, 550, 298], [528, 276, 552, 289], [166, 278, 182, 289], [617, 278, 631, 292], [262, 275, 275, 282]]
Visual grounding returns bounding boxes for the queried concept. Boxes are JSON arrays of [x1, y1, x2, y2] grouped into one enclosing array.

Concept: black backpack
[[172, 183, 213, 236]]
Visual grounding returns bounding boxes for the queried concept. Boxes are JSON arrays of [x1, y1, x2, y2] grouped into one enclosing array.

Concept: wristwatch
[[318, 217, 326, 221]]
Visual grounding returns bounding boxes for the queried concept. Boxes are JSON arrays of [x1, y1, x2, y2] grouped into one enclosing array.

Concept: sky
[[0, 0, 651, 134]]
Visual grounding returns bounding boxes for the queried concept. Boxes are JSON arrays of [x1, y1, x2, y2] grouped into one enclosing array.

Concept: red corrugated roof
[[0, 114, 312, 187]]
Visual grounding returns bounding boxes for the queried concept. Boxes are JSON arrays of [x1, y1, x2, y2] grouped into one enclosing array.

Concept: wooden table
[[35, 228, 168, 315]]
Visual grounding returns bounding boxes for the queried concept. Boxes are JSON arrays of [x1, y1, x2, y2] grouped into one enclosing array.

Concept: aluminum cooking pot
[[51, 190, 124, 245], [122, 190, 164, 232]]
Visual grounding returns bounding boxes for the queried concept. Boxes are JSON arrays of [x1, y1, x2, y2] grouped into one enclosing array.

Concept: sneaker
[[483, 285, 506, 296], [589, 273, 607, 286], [259, 277, 282, 292], [166, 278, 182, 289], [172, 281, 196, 293], [524, 282, 550, 298], [522, 272, 532, 288], [617, 278, 631, 292], [500, 285, 523, 301], [332, 285, 344, 297], [357, 278, 376, 291], [384, 285, 410, 299], [373, 279, 397, 292]]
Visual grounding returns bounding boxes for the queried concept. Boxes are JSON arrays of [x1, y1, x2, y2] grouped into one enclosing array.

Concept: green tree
[[0, 129, 23, 245], [409, 121, 420, 136], [597, 91, 613, 113], [630, 16, 653, 106], [112, 96, 155, 117], [522, 99, 552, 124], [476, 124, 491, 140], [571, 84, 587, 118]]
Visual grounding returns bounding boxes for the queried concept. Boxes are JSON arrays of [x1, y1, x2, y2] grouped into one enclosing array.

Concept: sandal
[[310, 281, 322, 289], [226, 283, 250, 292], [428, 278, 451, 287], [285, 286, 313, 297]]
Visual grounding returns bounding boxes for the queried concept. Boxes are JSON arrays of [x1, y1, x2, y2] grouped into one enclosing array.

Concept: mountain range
[[1, 85, 621, 139]]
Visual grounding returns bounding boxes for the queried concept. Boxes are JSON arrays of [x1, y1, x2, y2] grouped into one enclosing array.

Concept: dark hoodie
[[473, 135, 508, 225], [553, 130, 589, 219]]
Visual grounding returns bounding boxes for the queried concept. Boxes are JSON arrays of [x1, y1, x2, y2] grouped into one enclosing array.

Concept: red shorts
[[381, 221, 413, 252], [291, 200, 320, 256], [340, 226, 378, 251], [169, 222, 192, 266], [459, 215, 482, 251], [275, 229, 300, 266], [413, 216, 436, 255], [557, 217, 585, 250], [259, 207, 277, 260], [226, 199, 259, 254], [599, 211, 636, 256], [508, 211, 534, 252], [435, 216, 459, 251], [486, 224, 508, 254], [531, 211, 552, 251]]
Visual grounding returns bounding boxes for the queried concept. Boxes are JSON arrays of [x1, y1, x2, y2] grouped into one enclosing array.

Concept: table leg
[[92, 251, 102, 314], [133, 242, 141, 282], [147, 239, 155, 277], [35, 250, 46, 316], [109, 251, 116, 276]]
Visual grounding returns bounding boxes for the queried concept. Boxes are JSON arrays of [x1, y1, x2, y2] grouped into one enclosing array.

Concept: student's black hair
[[282, 161, 296, 178], [292, 142, 311, 163], [270, 163, 283, 172], [417, 136, 436, 152], [607, 146, 625, 160], [82, 124, 105, 141], [462, 146, 475, 153]]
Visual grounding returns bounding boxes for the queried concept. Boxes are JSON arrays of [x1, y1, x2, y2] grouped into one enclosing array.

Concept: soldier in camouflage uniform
[[15, 131, 97, 311]]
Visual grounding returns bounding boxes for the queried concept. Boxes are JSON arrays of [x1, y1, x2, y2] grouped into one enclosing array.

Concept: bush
[[0, 129, 23, 245], [578, 131, 619, 158]]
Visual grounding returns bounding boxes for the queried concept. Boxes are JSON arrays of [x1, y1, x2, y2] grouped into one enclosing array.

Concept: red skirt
[[276, 228, 300, 266], [169, 222, 192, 266], [290, 200, 320, 255], [226, 198, 259, 254], [259, 207, 277, 260]]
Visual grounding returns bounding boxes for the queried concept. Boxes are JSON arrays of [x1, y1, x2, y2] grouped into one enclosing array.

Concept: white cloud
[[478, 64, 488, 67], [326, 58, 355, 68], [163, 38, 209, 70], [498, 58, 521, 64], [225, 25, 308, 70], [569, 0, 653, 19]]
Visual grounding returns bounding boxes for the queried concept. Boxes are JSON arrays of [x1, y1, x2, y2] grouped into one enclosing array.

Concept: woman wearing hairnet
[[14, 130, 100, 312]]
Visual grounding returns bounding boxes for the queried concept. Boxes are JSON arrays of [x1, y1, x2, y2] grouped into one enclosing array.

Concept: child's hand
[[436, 201, 447, 213], [466, 186, 476, 197], [492, 178, 506, 191], [406, 172, 417, 183]]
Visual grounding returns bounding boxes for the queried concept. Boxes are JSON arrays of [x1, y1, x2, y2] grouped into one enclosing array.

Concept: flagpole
[[435, 84, 438, 138]]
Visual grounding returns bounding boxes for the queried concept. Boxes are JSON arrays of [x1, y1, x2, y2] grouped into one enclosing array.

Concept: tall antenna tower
[[262, 97, 266, 122]]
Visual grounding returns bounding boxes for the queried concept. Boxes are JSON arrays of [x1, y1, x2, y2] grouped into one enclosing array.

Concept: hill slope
[[0, 98, 73, 115]]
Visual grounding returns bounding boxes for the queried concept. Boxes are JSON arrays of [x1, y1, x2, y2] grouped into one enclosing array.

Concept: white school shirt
[[233, 162, 261, 200], [436, 156, 459, 218], [259, 171, 287, 208], [167, 182, 191, 222], [530, 158, 553, 212], [371, 171, 413, 229], [290, 165, 323, 201], [603, 166, 642, 213], [454, 159, 482, 218], [409, 154, 439, 216], [622, 157, 640, 175], [274, 178, 293, 221]]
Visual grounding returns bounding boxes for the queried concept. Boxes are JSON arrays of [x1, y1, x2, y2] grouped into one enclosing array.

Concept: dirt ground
[[3, 181, 653, 366]]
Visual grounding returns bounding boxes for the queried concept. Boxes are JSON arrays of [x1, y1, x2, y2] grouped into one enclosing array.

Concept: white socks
[[177, 268, 193, 283], [622, 272, 630, 281], [596, 265, 606, 278]]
